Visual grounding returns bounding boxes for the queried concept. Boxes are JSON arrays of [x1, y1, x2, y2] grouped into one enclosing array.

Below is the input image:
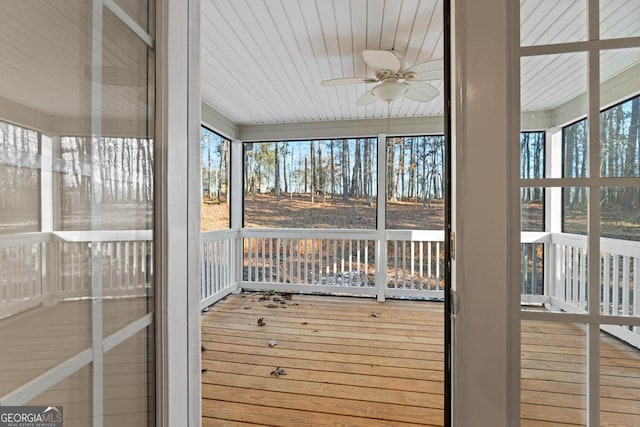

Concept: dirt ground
[[201, 194, 445, 231], [202, 195, 639, 240]]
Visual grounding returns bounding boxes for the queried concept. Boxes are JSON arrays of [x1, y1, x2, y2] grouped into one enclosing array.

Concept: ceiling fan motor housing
[[372, 81, 408, 102]]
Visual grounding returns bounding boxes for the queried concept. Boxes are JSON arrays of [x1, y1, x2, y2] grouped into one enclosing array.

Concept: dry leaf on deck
[[257, 318, 266, 326], [270, 367, 286, 377]]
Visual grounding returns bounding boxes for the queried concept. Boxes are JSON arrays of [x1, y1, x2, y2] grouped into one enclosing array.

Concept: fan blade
[[403, 81, 439, 102], [404, 59, 444, 81], [362, 50, 401, 72], [356, 89, 377, 106], [321, 77, 376, 86]]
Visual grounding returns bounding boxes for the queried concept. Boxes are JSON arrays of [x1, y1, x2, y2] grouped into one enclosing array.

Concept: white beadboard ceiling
[[201, 0, 445, 125], [0, 1, 638, 129], [203, 0, 640, 126]]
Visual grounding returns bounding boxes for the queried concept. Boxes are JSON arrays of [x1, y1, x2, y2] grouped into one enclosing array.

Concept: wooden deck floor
[[202, 293, 640, 426]]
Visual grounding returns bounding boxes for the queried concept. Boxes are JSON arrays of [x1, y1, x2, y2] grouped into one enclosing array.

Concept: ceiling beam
[[237, 115, 444, 141]]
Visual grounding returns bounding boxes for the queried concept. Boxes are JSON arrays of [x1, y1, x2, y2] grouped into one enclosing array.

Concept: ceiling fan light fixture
[[372, 81, 407, 103]]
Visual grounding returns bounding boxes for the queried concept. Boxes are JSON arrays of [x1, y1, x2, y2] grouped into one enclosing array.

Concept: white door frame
[[155, 0, 202, 425]]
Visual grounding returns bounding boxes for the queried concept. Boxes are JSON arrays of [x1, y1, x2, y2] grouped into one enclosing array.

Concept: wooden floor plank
[[203, 372, 440, 408], [204, 384, 441, 424], [203, 326, 443, 353], [202, 399, 435, 426], [203, 331, 441, 361], [202, 359, 441, 393], [202, 350, 438, 381]]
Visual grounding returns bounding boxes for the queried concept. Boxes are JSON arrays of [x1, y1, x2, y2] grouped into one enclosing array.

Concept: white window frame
[[511, 1, 640, 426]]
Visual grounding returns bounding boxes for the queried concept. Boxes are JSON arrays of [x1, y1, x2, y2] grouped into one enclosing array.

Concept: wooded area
[[58, 136, 154, 230], [0, 122, 155, 232], [241, 136, 446, 205], [236, 136, 446, 230], [563, 95, 640, 238], [521, 131, 545, 231], [0, 121, 39, 233], [201, 127, 229, 204]]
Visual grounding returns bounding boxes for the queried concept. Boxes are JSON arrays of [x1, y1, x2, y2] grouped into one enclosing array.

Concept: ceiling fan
[[320, 50, 443, 106]]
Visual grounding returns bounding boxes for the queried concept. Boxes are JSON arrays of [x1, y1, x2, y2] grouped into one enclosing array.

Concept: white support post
[[376, 133, 387, 302], [545, 128, 562, 307], [231, 139, 243, 291], [89, 2, 104, 425], [41, 134, 59, 297], [546, 128, 562, 233], [156, 0, 202, 425]]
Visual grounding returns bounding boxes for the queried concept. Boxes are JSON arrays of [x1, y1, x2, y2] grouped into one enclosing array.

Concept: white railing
[[241, 229, 378, 297], [0, 232, 49, 316], [198, 228, 447, 305], [525, 232, 640, 348], [385, 230, 445, 299], [548, 233, 640, 317], [0, 231, 152, 318], [199, 229, 639, 349], [200, 230, 238, 309]]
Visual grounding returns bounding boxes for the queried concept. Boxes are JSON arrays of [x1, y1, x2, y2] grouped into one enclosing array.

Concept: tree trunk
[[310, 141, 316, 203], [350, 139, 362, 198], [282, 142, 289, 195], [330, 140, 335, 199], [274, 142, 281, 202], [342, 139, 349, 201]]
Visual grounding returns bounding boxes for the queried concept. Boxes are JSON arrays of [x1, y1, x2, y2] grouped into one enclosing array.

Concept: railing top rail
[[0, 232, 52, 248], [53, 230, 153, 243], [601, 236, 640, 258], [521, 231, 552, 244], [550, 232, 587, 248], [239, 228, 451, 241], [550, 232, 640, 257], [386, 229, 445, 241], [0, 230, 153, 248], [201, 229, 239, 243]]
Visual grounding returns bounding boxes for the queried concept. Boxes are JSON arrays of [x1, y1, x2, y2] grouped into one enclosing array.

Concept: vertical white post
[[231, 139, 243, 290], [156, 0, 201, 424], [376, 133, 387, 302], [41, 134, 59, 298], [90, 2, 104, 424], [546, 129, 563, 233], [546, 128, 562, 306]]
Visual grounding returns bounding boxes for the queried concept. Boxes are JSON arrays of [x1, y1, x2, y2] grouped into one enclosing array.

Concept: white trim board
[[201, 101, 238, 140]]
